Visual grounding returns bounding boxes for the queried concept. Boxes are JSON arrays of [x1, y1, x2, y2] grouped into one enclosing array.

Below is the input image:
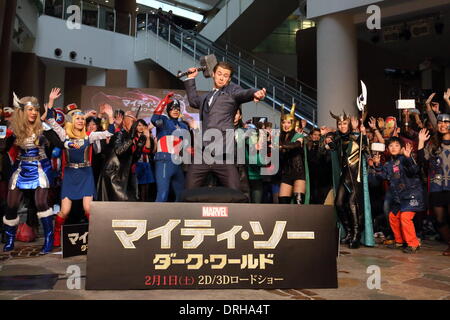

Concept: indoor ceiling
[[84, 0, 116, 9], [168, 0, 218, 12], [358, 3, 450, 66], [138, 0, 220, 13]]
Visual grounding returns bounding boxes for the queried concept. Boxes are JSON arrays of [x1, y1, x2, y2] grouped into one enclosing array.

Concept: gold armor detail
[[347, 139, 360, 167], [280, 104, 296, 131]]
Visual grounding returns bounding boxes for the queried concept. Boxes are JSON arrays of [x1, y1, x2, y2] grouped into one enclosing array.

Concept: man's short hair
[[213, 61, 234, 77]]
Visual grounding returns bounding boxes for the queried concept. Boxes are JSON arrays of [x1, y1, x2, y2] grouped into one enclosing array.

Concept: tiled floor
[[0, 239, 449, 300]]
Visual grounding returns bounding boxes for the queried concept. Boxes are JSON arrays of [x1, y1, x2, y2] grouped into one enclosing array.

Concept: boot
[[437, 225, 450, 257], [53, 214, 66, 247], [340, 226, 352, 245], [3, 217, 19, 252], [0, 221, 5, 244], [278, 196, 292, 204], [336, 208, 352, 244], [293, 193, 306, 205], [0, 201, 6, 244], [348, 205, 361, 249], [38, 209, 54, 254]]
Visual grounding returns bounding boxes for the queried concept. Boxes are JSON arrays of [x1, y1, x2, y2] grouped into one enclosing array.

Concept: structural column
[[316, 12, 358, 128], [0, 0, 17, 107], [115, 0, 136, 36]]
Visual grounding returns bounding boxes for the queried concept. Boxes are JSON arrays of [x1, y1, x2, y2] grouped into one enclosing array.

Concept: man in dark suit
[[184, 61, 266, 191]]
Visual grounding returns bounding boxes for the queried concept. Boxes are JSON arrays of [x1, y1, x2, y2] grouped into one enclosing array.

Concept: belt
[[67, 162, 91, 169], [18, 154, 46, 162]]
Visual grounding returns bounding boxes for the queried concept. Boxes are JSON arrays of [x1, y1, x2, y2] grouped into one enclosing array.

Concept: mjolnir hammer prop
[[176, 54, 218, 79]]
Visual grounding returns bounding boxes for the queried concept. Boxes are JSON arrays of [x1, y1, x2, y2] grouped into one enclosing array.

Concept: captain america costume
[[151, 93, 189, 202]]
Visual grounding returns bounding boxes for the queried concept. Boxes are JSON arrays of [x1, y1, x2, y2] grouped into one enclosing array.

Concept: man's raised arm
[[183, 67, 201, 109]]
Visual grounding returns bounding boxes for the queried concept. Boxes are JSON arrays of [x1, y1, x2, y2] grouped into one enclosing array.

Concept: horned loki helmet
[[329, 110, 351, 123], [280, 103, 297, 131]]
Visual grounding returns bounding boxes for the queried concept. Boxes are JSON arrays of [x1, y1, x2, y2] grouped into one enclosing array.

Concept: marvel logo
[[202, 206, 229, 217]]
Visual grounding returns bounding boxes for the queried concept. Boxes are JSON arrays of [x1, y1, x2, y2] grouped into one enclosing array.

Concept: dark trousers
[[185, 163, 241, 191]]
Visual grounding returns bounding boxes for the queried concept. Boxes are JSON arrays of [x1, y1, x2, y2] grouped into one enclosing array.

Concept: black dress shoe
[[340, 234, 352, 245], [348, 240, 360, 249]]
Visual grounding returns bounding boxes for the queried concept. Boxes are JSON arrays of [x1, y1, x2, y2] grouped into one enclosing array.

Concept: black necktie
[[205, 89, 218, 112]]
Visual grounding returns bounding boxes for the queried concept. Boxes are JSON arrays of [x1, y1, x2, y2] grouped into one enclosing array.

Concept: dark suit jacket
[[184, 79, 257, 132]]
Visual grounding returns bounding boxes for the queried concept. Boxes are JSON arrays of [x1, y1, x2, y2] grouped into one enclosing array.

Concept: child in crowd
[[371, 137, 424, 253]]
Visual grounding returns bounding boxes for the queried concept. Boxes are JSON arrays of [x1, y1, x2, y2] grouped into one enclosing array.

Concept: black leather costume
[[279, 130, 305, 184], [327, 131, 367, 248], [97, 126, 139, 201]]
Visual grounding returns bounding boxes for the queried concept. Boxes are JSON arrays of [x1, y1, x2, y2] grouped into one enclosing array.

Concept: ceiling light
[[136, 0, 203, 22]]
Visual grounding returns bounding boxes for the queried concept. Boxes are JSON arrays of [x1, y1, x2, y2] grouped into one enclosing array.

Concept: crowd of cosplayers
[[0, 86, 450, 258]]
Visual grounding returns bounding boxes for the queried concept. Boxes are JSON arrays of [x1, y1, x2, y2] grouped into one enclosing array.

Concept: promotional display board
[[62, 223, 89, 258], [86, 202, 338, 290], [80, 86, 202, 120]]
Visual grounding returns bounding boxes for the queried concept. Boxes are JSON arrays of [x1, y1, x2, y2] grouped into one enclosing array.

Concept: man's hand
[[253, 88, 266, 102], [100, 103, 114, 123], [377, 117, 385, 130], [351, 116, 359, 131], [187, 67, 199, 79], [85, 110, 97, 118], [184, 114, 198, 129], [432, 102, 440, 114], [368, 117, 377, 130], [444, 89, 450, 102], [49, 88, 61, 103], [320, 126, 332, 136], [418, 128, 430, 143], [403, 142, 413, 158], [48, 88, 61, 110], [426, 92, 436, 106], [360, 124, 366, 135], [372, 153, 381, 166], [114, 112, 124, 128]]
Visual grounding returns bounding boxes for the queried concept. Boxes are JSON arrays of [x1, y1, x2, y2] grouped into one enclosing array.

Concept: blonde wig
[[11, 96, 43, 147], [65, 111, 87, 139]]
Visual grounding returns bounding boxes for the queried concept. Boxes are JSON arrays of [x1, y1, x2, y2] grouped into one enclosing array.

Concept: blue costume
[[46, 117, 114, 201], [135, 146, 155, 185], [3, 114, 62, 254], [371, 155, 425, 213], [9, 135, 53, 191], [151, 96, 189, 202]]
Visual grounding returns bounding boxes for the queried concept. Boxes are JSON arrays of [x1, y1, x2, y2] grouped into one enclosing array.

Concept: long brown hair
[[11, 97, 43, 147]]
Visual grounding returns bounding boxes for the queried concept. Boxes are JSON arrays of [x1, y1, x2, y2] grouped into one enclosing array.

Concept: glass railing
[[40, 0, 318, 124], [136, 13, 318, 125], [42, 0, 132, 35]]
